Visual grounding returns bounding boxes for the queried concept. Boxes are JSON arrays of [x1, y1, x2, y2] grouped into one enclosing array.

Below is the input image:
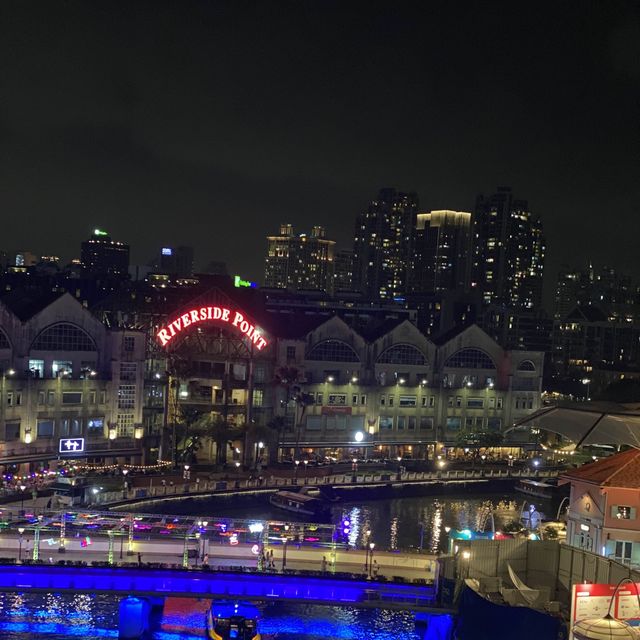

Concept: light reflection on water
[[335, 493, 523, 552], [0, 593, 424, 640]]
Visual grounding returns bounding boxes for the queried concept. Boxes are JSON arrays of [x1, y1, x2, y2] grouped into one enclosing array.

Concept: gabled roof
[[561, 448, 640, 488], [430, 321, 477, 346], [0, 289, 66, 321]]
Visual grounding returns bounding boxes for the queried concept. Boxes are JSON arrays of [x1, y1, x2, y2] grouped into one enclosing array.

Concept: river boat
[[269, 486, 331, 517], [206, 601, 261, 640], [514, 479, 557, 500]]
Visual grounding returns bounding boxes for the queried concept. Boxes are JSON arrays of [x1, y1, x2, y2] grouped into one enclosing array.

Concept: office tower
[[81, 229, 130, 277], [472, 187, 545, 309], [264, 224, 335, 292], [332, 250, 355, 294], [411, 210, 471, 294], [353, 188, 418, 301], [157, 245, 194, 277]]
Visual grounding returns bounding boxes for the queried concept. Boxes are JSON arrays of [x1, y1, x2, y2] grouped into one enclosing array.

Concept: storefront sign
[[157, 306, 268, 350]]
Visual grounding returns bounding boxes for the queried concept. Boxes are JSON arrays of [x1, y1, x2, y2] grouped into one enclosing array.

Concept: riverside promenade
[[94, 466, 558, 508]]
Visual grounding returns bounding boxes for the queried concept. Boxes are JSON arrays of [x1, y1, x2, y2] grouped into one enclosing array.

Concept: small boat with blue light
[[206, 601, 261, 640]]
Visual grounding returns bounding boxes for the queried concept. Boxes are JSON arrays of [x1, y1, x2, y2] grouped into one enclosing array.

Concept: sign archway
[[156, 304, 268, 351]]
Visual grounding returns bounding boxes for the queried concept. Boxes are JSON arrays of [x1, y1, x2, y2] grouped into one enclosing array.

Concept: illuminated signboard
[[234, 275, 257, 289], [59, 437, 85, 454], [93, 229, 108, 237], [157, 306, 268, 350], [161, 247, 173, 256]]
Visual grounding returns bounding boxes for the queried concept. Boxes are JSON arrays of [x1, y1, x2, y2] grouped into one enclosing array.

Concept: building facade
[[264, 224, 335, 292], [0, 293, 146, 470], [411, 210, 471, 295], [353, 188, 418, 301], [560, 449, 640, 568], [472, 187, 545, 309], [80, 229, 130, 277], [276, 319, 544, 460]]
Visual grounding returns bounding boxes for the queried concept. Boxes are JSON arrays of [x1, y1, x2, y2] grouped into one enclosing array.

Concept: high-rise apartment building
[[264, 224, 335, 292], [411, 210, 471, 295], [80, 229, 130, 277], [472, 187, 545, 309], [353, 188, 418, 301], [332, 249, 355, 294], [156, 245, 194, 278]]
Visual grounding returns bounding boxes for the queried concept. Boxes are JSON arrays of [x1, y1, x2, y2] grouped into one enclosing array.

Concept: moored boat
[[206, 601, 261, 640], [514, 478, 557, 500], [268, 486, 331, 517]]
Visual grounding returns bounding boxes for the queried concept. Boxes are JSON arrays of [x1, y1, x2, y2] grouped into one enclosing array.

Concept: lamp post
[[582, 378, 591, 401], [282, 524, 290, 571], [122, 469, 129, 499], [33, 515, 43, 561], [303, 459, 308, 484], [19, 484, 26, 511], [18, 527, 25, 562], [367, 542, 375, 578], [294, 460, 300, 485]]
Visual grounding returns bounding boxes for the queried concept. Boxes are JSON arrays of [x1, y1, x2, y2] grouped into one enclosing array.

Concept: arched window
[[517, 360, 536, 372], [445, 348, 496, 370], [307, 340, 359, 362], [0, 329, 10, 350], [377, 343, 427, 366], [31, 323, 97, 351]]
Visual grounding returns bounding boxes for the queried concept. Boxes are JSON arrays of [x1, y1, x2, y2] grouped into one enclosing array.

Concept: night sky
[[2, 1, 640, 297]]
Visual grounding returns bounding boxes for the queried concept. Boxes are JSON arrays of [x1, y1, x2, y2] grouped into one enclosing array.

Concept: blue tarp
[[456, 586, 567, 640]]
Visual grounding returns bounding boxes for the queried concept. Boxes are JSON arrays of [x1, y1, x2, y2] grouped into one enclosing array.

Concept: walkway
[[100, 468, 558, 507]]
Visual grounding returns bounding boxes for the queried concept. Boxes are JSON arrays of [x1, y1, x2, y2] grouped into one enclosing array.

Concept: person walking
[[321, 555, 327, 573]]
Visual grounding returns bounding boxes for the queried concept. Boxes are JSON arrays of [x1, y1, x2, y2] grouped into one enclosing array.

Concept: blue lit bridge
[[0, 564, 449, 614]]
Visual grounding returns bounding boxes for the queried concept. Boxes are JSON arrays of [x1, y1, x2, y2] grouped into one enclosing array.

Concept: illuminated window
[[117, 413, 134, 437], [31, 323, 96, 351], [377, 344, 427, 366], [307, 340, 359, 362]]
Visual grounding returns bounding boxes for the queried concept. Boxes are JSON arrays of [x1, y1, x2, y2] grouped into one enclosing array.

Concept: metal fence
[[446, 539, 640, 608]]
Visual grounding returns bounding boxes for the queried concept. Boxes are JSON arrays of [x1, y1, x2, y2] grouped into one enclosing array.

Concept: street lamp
[[303, 459, 309, 483], [282, 524, 290, 571], [19, 484, 26, 511], [183, 465, 191, 480], [294, 460, 300, 485], [18, 527, 25, 562], [367, 542, 375, 577], [582, 378, 591, 401], [122, 469, 129, 498]]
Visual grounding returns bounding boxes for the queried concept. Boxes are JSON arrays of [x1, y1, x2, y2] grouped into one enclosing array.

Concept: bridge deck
[[0, 564, 449, 613]]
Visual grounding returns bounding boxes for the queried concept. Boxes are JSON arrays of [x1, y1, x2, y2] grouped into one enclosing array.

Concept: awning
[[507, 402, 640, 448]]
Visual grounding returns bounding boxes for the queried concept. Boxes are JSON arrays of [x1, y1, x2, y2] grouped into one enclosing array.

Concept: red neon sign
[[157, 306, 268, 350]]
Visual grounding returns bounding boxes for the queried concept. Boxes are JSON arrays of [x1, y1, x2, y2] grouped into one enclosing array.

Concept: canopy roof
[[509, 402, 640, 449]]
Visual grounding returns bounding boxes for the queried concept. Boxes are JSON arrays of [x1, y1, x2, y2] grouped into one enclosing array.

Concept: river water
[[133, 487, 542, 552], [0, 489, 551, 639]]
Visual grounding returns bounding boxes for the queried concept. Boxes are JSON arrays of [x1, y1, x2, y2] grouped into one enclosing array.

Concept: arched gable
[[31, 323, 97, 351]]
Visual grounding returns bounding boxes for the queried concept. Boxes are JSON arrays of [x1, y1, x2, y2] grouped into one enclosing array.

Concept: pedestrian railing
[[98, 466, 558, 505]]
